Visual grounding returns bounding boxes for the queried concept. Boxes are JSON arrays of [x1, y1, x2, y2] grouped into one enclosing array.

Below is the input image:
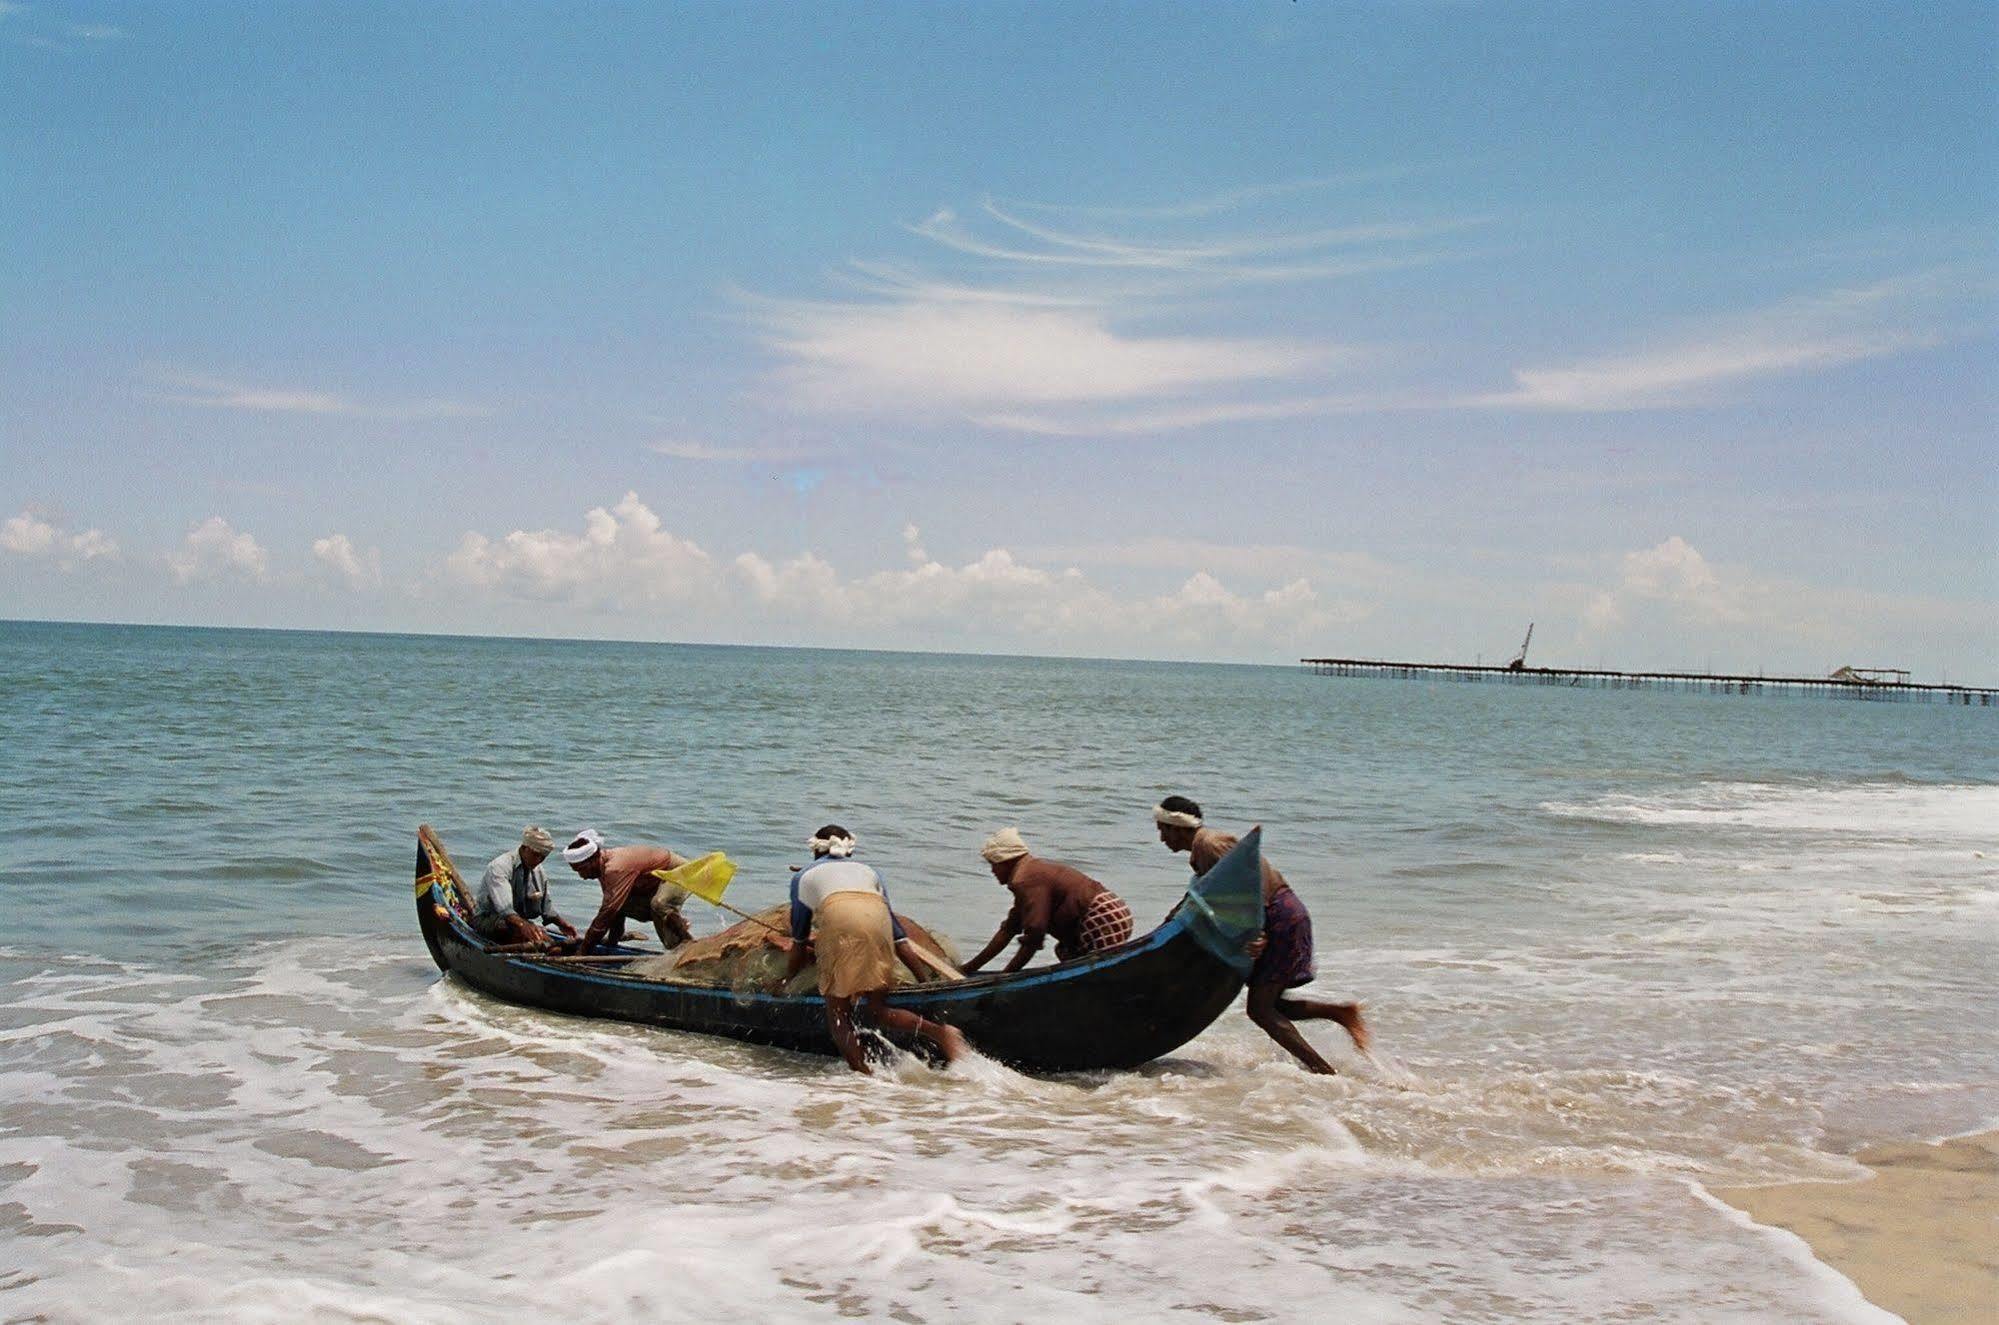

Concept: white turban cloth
[[981, 827, 1030, 864], [562, 828, 603, 864], [807, 831, 857, 859], [521, 825, 555, 854], [1152, 804, 1202, 830]]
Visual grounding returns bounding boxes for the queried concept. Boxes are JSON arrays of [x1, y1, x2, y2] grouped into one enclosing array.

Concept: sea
[[2, 620, 1994, 1323]]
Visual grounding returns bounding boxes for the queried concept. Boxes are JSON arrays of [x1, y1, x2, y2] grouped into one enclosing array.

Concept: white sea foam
[[1543, 781, 1999, 841], [0, 940, 1930, 1323]]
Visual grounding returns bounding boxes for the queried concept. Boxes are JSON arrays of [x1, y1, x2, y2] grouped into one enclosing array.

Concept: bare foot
[[933, 1024, 971, 1064], [1337, 1003, 1372, 1054]]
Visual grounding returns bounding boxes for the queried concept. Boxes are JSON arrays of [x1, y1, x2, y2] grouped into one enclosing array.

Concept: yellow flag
[[652, 852, 737, 906]]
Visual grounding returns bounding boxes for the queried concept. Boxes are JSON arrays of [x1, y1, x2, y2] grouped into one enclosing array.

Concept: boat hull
[[416, 825, 1260, 1073]]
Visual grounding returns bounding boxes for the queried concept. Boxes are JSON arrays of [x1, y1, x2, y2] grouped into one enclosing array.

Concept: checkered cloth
[[1058, 890, 1134, 959]]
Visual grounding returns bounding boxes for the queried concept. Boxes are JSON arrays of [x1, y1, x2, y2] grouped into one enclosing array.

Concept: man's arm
[[960, 915, 1019, 973], [576, 873, 637, 953], [1002, 886, 1052, 973], [478, 860, 517, 920]]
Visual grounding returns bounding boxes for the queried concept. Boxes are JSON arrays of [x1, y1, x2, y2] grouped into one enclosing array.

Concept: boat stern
[[1179, 825, 1263, 975]]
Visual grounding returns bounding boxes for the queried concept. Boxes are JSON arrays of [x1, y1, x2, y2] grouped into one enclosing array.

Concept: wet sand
[[1714, 1131, 1999, 1325]]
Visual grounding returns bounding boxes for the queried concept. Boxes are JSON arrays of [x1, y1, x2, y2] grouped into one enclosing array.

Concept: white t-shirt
[[794, 858, 886, 912]]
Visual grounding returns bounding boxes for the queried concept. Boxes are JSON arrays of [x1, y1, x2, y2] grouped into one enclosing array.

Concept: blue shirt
[[788, 857, 908, 943]]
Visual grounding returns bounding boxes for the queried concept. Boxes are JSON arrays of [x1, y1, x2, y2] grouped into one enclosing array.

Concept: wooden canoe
[[414, 824, 1262, 1072]]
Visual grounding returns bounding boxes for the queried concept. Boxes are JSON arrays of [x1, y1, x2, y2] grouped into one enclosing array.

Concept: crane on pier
[[1506, 622, 1533, 671]]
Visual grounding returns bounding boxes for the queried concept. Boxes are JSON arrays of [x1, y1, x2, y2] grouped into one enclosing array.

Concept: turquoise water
[[3, 620, 1995, 1321]]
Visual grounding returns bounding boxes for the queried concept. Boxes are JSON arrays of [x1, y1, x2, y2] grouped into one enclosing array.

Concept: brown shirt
[[1188, 826, 1288, 903], [580, 844, 689, 949], [1004, 856, 1107, 949]]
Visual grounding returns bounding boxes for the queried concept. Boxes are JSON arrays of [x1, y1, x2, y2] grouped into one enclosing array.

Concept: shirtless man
[[560, 829, 696, 953], [961, 827, 1135, 973], [1153, 795, 1368, 1074]]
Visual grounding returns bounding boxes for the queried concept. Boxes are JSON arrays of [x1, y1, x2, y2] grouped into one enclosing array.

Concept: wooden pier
[[1301, 657, 1996, 706]]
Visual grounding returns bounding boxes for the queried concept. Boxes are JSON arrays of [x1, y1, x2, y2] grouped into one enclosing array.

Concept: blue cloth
[[789, 858, 907, 943]]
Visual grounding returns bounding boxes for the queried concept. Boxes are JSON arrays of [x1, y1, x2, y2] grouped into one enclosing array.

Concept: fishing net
[[625, 904, 962, 994]]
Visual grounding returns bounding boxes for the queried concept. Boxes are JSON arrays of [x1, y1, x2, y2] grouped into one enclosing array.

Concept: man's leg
[[822, 996, 872, 1073], [859, 996, 969, 1064], [650, 895, 693, 949], [1246, 980, 1337, 1074], [1276, 995, 1370, 1052]]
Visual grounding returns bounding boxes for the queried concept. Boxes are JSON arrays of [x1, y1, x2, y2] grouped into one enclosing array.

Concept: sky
[[3, 2, 1995, 679]]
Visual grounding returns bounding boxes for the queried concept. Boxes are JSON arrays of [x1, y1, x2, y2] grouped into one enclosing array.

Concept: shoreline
[[1711, 1130, 1998, 1325]]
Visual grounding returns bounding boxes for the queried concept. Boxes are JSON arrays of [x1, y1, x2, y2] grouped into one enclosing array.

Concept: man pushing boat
[[1153, 795, 1369, 1074], [961, 827, 1134, 973], [778, 824, 967, 1073]]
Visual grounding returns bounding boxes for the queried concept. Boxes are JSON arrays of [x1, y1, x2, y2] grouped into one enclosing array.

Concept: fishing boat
[[414, 823, 1263, 1072]]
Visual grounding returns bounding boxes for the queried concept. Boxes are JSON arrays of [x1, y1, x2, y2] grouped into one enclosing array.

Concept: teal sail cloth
[[1180, 826, 1264, 975]]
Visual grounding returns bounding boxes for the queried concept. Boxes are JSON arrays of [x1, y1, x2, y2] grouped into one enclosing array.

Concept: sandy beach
[[1714, 1131, 1999, 1325]]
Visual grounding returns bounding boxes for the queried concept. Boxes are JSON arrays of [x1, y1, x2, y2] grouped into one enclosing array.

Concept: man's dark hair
[[814, 823, 850, 841], [1159, 795, 1202, 819]]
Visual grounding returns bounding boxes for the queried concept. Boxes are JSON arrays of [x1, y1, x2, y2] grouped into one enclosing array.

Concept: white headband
[[1152, 805, 1202, 829], [562, 829, 603, 864], [807, 832, 857, 859], [980, 827, 1029, 864]]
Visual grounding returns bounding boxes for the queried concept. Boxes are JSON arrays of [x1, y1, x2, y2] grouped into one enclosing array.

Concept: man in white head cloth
[[472, 826, 577, 945], [779, 824, 967, 1073], [1153, 794, 1369, 1074], [562, 830, 696, 953], [961, 827, 1135, 974]]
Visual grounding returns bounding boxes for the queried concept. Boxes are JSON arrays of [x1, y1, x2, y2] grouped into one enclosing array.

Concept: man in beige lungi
[[779, 825, 967, 1073]]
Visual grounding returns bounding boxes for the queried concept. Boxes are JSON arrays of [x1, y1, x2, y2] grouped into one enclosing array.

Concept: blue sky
[[3, 2, 1994, 677]]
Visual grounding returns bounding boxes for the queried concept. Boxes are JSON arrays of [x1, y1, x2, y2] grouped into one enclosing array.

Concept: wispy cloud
[[68, 22, 121, 40], [975, 390, 1390, 437], [743, 181, 1476, 433], [155, 373, 490, 421], [1000, 169, 1435, 222], [1473, 270, 1980, 412], [1016, 535, 1397, 586], [646, 438, 823, 464], [751, 295, 1343, 414]]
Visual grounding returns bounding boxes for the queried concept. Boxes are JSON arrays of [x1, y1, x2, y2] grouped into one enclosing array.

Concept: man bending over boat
[[1153, 795, 1369, 1075], [561, 829, 696, 953], [471, 826, 578, 946], [961, 827, 1134, 973], [778, 825, 967, 1074]]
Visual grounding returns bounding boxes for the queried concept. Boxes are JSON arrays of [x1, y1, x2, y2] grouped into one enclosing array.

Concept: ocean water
[[1, 620, 1994, 1323]]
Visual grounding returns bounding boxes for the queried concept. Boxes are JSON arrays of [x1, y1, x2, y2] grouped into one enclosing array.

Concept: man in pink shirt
[[561, 829, 695, 953]]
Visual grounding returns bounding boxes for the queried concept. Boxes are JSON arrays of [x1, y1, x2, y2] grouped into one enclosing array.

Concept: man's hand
[[553, 918, 578, 940], [1244, 934, 1268, 961]]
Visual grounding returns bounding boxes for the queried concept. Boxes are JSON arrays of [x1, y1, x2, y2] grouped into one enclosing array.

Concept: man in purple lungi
[[1153, 795, 1369, 1074]]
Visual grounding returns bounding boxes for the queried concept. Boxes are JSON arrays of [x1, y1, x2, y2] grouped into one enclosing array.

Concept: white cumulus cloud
[[1583, 536, 1742, 634], [1, 509, 121, 567], [311, 533, 383, 590], [169, 517, 269, 585], [445, 491, 718, 609], [445, 494, 1362, 657]]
